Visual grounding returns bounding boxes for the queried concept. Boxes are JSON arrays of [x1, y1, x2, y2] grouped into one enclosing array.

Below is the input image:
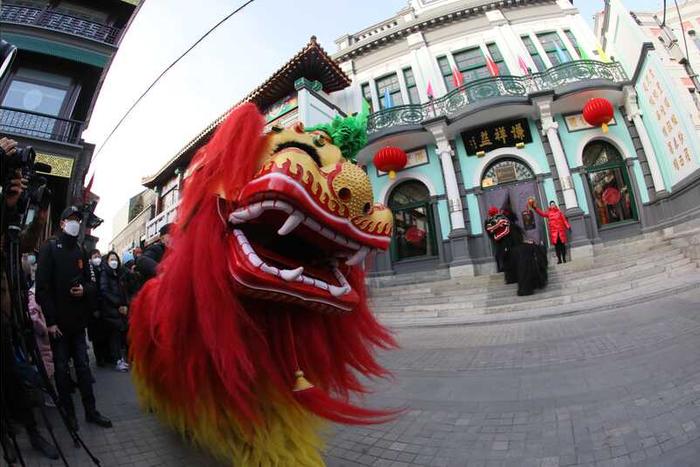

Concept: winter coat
[[136, 242, 165, 281], [28, 288, 54, 379], [100, 266, 128, 331], [533, 206, 571, 244], [35, 233, 96, 334]]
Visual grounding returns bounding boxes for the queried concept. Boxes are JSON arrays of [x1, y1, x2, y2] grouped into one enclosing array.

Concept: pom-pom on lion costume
[[129, 103, 398, 466]]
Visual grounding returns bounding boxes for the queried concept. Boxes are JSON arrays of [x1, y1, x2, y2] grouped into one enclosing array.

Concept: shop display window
[[583, 141, 637, 227], [388, 180, 437, 261]]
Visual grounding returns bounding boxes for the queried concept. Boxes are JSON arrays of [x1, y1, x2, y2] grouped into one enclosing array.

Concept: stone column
[[536, 99, 591, 254], [426, 123, 465, 230], [536, 100, 579, 210], [425, 122, 473, 275], [623, 86, 668, 196]]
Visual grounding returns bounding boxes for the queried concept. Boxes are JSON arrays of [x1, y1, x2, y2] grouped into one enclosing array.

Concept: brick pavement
[[14, 288, 700, 467]]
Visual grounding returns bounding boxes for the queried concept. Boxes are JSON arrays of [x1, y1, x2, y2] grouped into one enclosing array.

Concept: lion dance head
[[129, 103, 398, 466]]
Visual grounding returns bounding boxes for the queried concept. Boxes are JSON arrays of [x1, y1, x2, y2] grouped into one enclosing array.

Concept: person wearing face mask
[[529, 199, 572, 264], [86, 249, 110, 367], [136, 223, 172, 283], [35, 206, 112, 431], [99, 252, 129, 372]]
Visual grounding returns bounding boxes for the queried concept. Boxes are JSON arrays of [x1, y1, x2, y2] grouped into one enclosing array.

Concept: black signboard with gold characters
[[462, 118, 533, 156]]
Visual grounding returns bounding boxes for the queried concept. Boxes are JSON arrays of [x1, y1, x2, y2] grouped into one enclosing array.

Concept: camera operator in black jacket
[[35, 206, 112, 431]]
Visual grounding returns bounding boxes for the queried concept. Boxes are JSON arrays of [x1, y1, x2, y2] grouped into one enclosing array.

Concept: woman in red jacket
[[530, 199, 571, 263]]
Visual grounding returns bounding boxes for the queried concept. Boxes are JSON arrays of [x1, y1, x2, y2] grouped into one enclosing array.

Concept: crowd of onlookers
[[2, 138, 170, 464]]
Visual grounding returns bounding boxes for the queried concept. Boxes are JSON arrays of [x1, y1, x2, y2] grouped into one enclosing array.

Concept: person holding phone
[[35, 206, 112, 431]]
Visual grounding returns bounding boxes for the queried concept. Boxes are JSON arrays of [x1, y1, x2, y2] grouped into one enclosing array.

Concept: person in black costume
[[485, 207, 547, 296]]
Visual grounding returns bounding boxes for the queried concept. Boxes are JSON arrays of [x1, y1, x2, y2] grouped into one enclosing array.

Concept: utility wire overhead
[[91, 0, 256, 166]]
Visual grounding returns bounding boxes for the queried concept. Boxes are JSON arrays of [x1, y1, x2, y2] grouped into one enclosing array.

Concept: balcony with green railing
[[366, 60, 628, 135]]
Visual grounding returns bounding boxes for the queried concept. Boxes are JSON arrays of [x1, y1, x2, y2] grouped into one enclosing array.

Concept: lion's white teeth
[[277, 211, 304, 236], [280, 266, 304, 282], [345, 246, 369, 266], [329, 285, 350, 297]]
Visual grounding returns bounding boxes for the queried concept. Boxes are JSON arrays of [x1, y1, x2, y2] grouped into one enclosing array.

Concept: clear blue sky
[[84, 0, 665, 249]]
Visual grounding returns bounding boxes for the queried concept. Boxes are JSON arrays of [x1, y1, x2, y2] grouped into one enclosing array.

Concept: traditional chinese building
[[329, 0, 699, 278], [134, 37, 350, 246], [0, 0, 140, 237]]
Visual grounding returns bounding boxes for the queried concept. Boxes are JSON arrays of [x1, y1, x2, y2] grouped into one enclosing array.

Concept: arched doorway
[[480, 158, 545, 244], [583, 141, 637, 227], [388, 180, 437, 261]]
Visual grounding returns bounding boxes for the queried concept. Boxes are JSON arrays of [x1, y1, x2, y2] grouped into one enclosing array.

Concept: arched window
[[583, 141, 636, 227], [481, 158, 535, 188], [388, 180, 437, 260]]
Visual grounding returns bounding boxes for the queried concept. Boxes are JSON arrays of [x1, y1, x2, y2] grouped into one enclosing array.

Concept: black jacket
[[35, 233, 96, 334], [136, 242, 165, 280], [100, 267, 127, 312]]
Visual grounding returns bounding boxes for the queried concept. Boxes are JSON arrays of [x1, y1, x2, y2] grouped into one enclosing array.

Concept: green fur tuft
[[307, 101, 369, 162]]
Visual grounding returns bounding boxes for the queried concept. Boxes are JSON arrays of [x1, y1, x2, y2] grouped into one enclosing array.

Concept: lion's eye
[[312, 135, 325, 148]]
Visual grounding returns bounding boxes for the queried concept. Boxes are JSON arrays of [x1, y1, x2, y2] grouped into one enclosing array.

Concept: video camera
[[1, 143, 53, 225]]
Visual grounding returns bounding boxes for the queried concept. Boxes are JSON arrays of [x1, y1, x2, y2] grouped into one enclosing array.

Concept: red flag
[[518, 56, 530, 75], [486, 56, 499, 77], [451, 66, 464, 88], [83, 173, 94, 203], [426, 81, 434, 99]]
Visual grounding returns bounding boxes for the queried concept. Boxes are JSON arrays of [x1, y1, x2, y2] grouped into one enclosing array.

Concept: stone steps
[[369, 248, 686, 305], [372, 260, 697, 317], [377, 272, 700, 327], [368, 226, 700, 327]]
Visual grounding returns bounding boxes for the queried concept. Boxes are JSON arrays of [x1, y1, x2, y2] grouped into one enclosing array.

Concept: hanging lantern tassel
[[601, 122, 609, 133], [286, 314, 401, 425], [388, 170, 397, 180]]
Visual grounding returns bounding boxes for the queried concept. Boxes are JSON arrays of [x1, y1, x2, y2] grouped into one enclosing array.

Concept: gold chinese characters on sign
[[564, 113, 617, 132], [641, 66, 695, 177], [377, 148, 429, 176], [462, 118, 532, 156], [35, 153, 74, 179]]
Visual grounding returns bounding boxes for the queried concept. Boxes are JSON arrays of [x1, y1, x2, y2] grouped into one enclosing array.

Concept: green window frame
[[563, 29, 583, 58], [536, 31, 572, 66], [521, 35, 546, 72], [375, 72, 403, 110], [437, 55, 455, 91], [486, 42, 509, 75], [402, 67, 420, 104], [388, 180, 438, 261], [583, 141, 638, 228], [361, 82, 374, 113]]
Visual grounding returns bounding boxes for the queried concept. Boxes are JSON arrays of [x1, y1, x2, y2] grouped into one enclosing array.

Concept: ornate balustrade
[[0, 106, 84, 144], [1, 3, 122, 45], [367, 60, 628, 134]]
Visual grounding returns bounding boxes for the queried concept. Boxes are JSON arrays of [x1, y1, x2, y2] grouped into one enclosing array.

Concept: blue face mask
[[27, 255, 36, 265]]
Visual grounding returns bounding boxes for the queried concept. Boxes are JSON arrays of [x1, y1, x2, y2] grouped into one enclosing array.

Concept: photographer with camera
[[35, 206, 113, 432], [1, 137, 59, 462]]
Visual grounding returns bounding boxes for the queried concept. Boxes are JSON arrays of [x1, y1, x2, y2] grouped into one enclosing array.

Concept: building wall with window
[[332, 0, 699, 279], [0, 0, 140, 236]]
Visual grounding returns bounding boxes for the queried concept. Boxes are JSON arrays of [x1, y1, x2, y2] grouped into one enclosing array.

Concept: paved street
[[16, 288, 700, 467]]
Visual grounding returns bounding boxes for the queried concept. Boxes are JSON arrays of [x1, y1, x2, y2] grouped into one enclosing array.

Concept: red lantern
[[582, 97, 614, 133], [405, 226, 426, 245], [374, 147, 407, 179], [602, 186, 621, 206]]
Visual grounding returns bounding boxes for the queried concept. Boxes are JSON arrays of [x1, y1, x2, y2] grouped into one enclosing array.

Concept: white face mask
[[63, 220, 80, 237], [27, 255, 36, 265], [108, 260, 119, 270], [91, 257, 102, 267]]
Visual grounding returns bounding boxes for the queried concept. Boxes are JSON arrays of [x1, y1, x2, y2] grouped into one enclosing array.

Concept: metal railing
[[0, 106, 83, 144], [1, 3, 122, 45], [367, 60, 628, 134]]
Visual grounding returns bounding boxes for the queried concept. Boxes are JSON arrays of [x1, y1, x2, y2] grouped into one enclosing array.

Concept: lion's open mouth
[[227, 197, 374, 312]]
